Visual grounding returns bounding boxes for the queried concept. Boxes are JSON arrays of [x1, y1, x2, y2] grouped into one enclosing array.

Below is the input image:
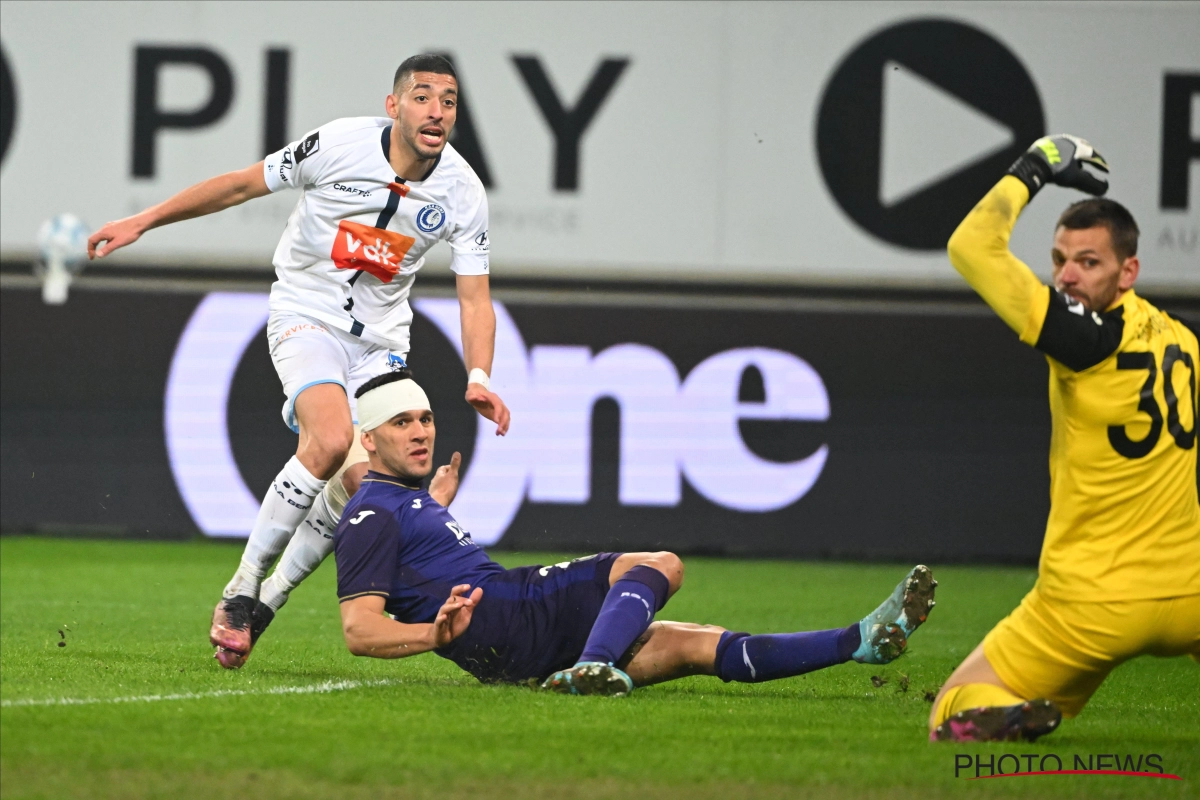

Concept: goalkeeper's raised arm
[[946, 135, 1137, 370]]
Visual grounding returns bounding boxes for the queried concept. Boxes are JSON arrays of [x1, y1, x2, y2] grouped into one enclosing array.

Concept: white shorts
[[267, 311, 408, 432]]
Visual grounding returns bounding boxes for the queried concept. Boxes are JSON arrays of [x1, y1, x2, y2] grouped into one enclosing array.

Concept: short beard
[[1080, 286, 1119, 313], [378, 453, 432, 485], [399, 119, 444, 162], [1059, 279, 1120, 314]]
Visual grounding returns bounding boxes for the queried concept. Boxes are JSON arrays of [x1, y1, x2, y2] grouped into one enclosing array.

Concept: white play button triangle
[[879, 61, 1015, 207]]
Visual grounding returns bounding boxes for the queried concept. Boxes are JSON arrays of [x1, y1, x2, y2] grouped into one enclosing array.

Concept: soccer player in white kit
[[87, 55, 510, 668]]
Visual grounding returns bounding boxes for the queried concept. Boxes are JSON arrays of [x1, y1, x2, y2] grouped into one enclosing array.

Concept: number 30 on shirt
[[1109, 345, 1197, 458]]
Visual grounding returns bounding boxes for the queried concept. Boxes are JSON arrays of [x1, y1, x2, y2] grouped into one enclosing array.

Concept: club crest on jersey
[[416, 204, 446, 233], [331, 220, 415, 282]]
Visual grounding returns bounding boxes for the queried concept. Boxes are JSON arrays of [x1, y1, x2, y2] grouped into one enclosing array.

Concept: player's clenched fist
[[1007, 134, 1109, 198]]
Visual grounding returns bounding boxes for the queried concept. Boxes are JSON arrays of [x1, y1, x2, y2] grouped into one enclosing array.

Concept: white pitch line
[[0, 678, 402, 708]]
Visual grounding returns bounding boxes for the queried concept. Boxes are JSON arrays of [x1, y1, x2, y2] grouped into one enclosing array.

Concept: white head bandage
[[357, 378, 431, 432]]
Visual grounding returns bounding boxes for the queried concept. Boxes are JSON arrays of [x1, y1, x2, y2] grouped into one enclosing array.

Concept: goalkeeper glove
[[1007, 134, 1109, 199]]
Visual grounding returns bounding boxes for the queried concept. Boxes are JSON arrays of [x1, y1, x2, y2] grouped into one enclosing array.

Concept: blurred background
[[1, 0, 1197, 561]]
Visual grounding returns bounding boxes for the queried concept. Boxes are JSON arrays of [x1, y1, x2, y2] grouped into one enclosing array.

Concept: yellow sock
[[935, 683, 1025, 726]]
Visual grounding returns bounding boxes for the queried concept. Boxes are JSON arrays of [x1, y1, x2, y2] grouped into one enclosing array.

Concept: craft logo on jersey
[[295, 131, 320, 164], [416, 204, 446, 233], [331, 220, 415, 283]]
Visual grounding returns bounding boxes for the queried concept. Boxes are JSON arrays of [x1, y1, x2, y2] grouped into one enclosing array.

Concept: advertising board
[[3, 282, 1130, 561], [1, 2, 1196, 288]]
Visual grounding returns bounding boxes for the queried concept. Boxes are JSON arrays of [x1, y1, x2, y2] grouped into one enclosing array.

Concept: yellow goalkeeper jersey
[[948, 176, 1200, 601]]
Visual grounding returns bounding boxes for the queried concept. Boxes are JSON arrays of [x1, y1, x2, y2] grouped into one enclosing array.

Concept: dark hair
[[355, 369, 415, 399], [393, 54, 457, 93], [1056, 198, 1139, 261]]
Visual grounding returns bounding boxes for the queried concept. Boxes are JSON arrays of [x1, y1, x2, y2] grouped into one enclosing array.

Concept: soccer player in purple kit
[[334, 371, 938, 695]]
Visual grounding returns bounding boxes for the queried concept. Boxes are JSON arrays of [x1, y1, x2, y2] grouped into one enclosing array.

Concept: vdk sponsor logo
[[330, 220, 415, 282]]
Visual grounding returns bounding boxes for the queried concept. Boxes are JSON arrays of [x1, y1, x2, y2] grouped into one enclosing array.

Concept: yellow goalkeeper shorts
[[982, 585, 1200, 718]]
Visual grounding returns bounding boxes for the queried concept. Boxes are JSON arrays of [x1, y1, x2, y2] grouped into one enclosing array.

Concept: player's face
[[390, 72, 458, 160], [366, 409, 437, 481], [1050, 226, 1138, 313]]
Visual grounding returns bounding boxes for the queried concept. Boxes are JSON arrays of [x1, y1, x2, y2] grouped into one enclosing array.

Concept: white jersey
[[262, 116, 489, 351]]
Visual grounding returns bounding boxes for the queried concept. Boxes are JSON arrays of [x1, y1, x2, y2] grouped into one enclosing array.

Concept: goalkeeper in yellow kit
[[929, 134, 1200, 742]]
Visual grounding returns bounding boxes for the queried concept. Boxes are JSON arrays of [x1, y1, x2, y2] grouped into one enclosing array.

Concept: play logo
[[0, 44, 15, 166], [816, 19, 1044, 250]]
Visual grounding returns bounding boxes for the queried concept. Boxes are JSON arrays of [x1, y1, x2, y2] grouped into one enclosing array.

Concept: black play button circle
[[0, 45, 15, 167], [816, 19, 1044, 250]]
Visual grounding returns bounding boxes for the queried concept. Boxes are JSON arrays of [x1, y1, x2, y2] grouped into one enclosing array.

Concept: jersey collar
[[363, 469, 424, 490], [380, 124, 442, 183], [1105, 288, 1138, 315]]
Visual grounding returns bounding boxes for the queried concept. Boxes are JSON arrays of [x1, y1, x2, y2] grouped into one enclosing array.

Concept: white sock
[[259, 490, 338, 611], [224, 456, 326, 599]]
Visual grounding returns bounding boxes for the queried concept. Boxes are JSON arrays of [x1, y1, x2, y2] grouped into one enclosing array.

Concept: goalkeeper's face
[[1050, 226, 1139, 313]]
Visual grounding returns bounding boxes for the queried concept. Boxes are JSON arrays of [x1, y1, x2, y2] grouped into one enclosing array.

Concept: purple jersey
[[334, 471, 505, 623]]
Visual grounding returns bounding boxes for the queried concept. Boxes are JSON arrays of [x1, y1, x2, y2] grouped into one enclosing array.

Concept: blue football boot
[[852, 565, 937, 664], [542, 662, 634, 697]]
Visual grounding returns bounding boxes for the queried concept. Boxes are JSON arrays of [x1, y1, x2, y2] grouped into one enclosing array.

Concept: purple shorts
[[435, 552, 620, 683]]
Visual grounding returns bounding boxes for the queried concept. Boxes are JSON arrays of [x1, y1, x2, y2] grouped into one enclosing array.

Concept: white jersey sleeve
[[447, 178, 489, 276], [263, 128, 326, 192]]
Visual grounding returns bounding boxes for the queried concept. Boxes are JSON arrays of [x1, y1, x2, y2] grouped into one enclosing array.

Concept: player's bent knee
[[612, 551, 685, 596], [301, 428, 354, 477], [649, 551, 684, 594]]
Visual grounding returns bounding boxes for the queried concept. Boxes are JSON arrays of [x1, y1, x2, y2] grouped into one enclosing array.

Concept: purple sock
[[578, 565, 671, 665], [714, 624, 861, 683]]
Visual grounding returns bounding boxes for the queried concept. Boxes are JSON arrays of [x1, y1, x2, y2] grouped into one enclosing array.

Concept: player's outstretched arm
[[947, 135, 1108, 342], [456, 274, 511, 436], [340, 585, 482, 658], [87, 162, 271, 259]]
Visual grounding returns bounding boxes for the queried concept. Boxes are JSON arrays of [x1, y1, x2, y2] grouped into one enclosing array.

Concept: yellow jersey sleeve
[[947, 176, 1049, 344]]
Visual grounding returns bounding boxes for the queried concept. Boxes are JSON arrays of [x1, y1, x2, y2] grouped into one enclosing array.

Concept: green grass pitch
[[1, 537, 1196, 799]]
